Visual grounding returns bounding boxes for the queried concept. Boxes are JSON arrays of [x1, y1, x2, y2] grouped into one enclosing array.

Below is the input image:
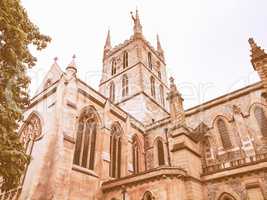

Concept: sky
[[21, 0, 267, 109]]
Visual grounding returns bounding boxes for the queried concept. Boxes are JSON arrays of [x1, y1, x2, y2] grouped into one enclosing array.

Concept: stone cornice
[[202, 160, 267, 182], [101, 166, 186, 192]]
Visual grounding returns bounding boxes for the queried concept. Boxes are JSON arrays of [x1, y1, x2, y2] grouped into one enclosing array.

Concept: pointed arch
[[217, 192, 237, 200], [142, 191, 154, 200], [123, 51, 128, 69], [19, 112, 42, 155], [148, 52, 152, 69], [73, 105, 100, 170], [122, 74, 129, 97], [216, 118, 232, 149], [154, 137, 165, 166], [111, 59, 116, 75], [254, 105, 267, 137], [132, 134, 141, 174], [201, 135, 214, 166], [110, 122, 124, 178], [150, 76, 156, 98], [109, 81, 115, 102]]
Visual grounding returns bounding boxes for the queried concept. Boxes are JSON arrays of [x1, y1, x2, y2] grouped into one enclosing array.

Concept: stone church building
[[1, 10, 267, 200]]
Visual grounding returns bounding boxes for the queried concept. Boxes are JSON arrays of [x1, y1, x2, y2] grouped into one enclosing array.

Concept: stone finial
[[131, 9, 143, 37], [232, 105, 241, 115], [53, 57, 58, 63], [66, 54, 77, 73], [167, 77, 186, 126]]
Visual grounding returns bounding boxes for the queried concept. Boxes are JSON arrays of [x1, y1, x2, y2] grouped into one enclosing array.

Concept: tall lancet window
[[123, 51, 128, 69], [150, 76, 156, 98], [148, 52, 152, 69], [159, 84, 165, 107], [217, 119, 232, 149], [202, 138, 213, 166], [111, 59, 116, 75], [122, 74, 129, 97], [132, 135, 140, 174], [109, 82, 115, 102], [254, 106, 267, 137], [73, 107, 98, 170], [110, 123, 123, 178], [157, 139, 165, 166], [20, 113, 42, 155]]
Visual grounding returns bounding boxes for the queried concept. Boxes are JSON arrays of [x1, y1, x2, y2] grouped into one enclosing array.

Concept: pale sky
[[21, 0, 267, 109]]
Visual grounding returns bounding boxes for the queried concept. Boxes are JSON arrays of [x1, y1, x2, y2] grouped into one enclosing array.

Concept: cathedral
[[1, 10, 267, 200]]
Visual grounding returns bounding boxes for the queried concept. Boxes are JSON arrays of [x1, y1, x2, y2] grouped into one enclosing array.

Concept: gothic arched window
[[132, 135, 140, 174], [217, 119, 232, 149], [20, 113, 42, 155], [157, 139, 165, 166], [150, 76, 155, 98], [148, 52, 152, 69], [111, 59, 116, 75], [73, 107, 98, 170], [110, 123, 123, 178], [142, 191, 154, 200], [158, 71, 161, 79], [159, 84, 165, 107], [202, 138, 213, 166], [122, 74, 129, 97], [109, 82, 115, 102], [123, 51, 128, 69], [254, 106, 267, 137]]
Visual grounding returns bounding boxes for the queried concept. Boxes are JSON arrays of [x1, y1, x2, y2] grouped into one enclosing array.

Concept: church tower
[[99, 10, 170, 124]]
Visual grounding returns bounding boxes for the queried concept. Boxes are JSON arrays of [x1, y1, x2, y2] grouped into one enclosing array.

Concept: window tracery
[[123, 51, 128, 69], [73, 107, 98, 170], [110, 123, 123, 178], [150, 76, 155, 98], [254, 106, 267, 137], [217, 119, 232, 149], [132, 135, 140, 174], [20, 113, 42, 155], [122, 74, 129, 97]]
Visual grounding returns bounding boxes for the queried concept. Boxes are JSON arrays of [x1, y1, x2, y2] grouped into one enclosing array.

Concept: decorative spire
[[66, 54, 77, 73], [249, 38, 266, 63], [156, 34, 164, 60], [167, 77, 186, 126], [130, 9, 143, 37], [103, 30, 111, 60], [104, 29, 111, 51], [248, 38, 267, 97]]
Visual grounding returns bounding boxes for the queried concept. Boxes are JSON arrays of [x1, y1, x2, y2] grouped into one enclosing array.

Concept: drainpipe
[[164, 128, 171, 166]]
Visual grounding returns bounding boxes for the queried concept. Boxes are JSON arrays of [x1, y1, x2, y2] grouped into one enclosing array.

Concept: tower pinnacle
[[66, 54, 77, 74], [103, 30, 111, 60], [131, 9, 143, 37], [104, 30, 111, 51], [167, 77, 186, 126]]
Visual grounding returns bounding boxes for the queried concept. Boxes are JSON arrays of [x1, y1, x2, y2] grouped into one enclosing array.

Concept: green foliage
[[0, 0, 50, 190]]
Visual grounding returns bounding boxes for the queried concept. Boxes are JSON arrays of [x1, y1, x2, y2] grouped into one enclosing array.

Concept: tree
[[0, 0, 51, 190]]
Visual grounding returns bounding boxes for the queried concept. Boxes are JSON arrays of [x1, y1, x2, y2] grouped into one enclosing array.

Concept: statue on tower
[[130, 9, 143, 37]]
